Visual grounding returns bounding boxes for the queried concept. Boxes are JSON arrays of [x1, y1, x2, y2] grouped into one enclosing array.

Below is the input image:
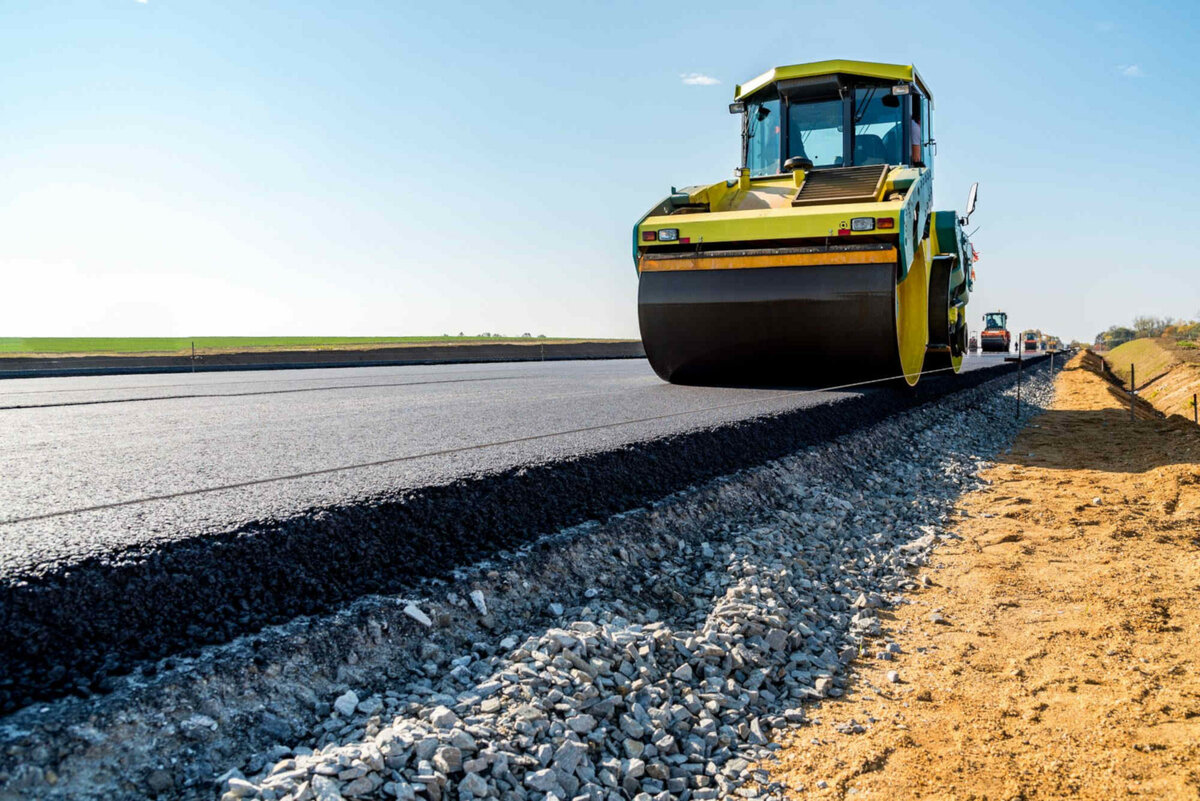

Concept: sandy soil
[[766, 353, 1200, 799], [1134, 362, 1200, 425]]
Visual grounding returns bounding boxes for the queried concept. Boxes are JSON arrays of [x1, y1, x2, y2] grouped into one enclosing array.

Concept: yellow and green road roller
[[633, 60, 979, 386]]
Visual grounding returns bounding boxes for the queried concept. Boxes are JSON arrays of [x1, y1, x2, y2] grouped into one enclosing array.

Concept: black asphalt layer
[[0, 354, 1030, 712]]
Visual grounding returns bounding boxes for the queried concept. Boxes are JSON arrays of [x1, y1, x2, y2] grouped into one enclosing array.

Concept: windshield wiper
[[854, 88, 876, 128]]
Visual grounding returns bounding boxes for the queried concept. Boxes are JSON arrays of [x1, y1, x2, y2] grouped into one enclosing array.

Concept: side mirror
[[963, 182, 979, 224]]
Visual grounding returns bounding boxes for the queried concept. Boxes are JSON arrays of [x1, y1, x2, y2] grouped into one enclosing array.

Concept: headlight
[[850, 217, 875, 232], [657, 228, 679, 242]]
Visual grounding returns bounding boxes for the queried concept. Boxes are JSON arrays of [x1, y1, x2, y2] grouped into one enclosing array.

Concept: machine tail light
[[642, 230, 657, 242], [876, 217, 895, 229]]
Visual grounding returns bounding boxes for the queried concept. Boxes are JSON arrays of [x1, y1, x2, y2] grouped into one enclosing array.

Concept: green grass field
[[0, 336, 620, 357], [1106, 338, 1183, 388]]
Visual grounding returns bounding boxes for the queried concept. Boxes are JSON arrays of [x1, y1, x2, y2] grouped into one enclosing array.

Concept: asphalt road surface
[[0, 352, 1024, 710], [1, 353, 1011, 574]]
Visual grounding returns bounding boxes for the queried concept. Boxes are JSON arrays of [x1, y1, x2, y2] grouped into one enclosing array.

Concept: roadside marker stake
[[1016, 347, 1022, 419], [1130, 363, 1136, 422]]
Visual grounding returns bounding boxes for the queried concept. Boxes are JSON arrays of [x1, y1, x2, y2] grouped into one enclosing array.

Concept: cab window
[[920, 95, 931, 165], [745, 98, 780, 177], [853, 87, 903, 166]]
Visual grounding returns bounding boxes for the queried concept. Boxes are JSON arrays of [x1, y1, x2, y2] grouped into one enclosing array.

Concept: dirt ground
[[767, 353, 1200, 799]]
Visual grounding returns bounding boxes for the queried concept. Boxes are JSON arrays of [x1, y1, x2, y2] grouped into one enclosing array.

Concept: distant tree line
[[472, 333, 547, 338], [1095, 314, 1200, 348]]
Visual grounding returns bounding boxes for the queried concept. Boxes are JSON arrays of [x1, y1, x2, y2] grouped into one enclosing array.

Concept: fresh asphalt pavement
[[0, 352, 1032, 710], [0, 354, 1012, 576]]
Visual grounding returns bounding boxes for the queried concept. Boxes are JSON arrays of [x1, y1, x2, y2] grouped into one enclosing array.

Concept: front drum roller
[[921, 254, 966, 375], [637, 244, 930, 387]]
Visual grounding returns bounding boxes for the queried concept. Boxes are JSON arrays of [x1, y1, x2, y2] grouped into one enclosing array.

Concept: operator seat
[[853, 134, 888, 165], [881, 126, 902, 164]]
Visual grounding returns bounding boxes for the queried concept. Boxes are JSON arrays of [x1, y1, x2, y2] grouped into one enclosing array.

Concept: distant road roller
[[980, 311, 1011, 353], [633, 60, 978, 386]]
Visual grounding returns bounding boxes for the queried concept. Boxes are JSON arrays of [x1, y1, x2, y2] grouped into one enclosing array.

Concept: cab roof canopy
[[735, 59, 931, 103]]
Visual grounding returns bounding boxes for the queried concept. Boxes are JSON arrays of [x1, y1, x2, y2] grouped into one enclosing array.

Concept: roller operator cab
[[633, 60, 979, 386]]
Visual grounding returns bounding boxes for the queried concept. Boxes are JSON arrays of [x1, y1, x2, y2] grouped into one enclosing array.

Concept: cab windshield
[[786, 97, 843, 168], [984, 313, 1006, 329], [743, 82, 921, 174]]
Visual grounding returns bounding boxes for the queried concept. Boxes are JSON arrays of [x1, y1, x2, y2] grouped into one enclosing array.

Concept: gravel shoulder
[[766, 352, 1200, 798]]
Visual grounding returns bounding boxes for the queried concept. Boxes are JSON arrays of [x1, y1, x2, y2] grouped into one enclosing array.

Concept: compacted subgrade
[[0, 363, 1054, 800], [0, 358, 1040, 715]]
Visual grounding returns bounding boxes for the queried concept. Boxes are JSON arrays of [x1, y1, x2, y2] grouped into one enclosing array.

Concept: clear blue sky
[[3, 0, 1197, 343]]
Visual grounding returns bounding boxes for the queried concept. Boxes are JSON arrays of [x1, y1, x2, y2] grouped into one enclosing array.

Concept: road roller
[[980, 311, 1011, 352], [633, 60, 979, 386]]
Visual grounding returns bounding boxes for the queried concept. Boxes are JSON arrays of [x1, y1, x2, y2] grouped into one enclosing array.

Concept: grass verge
[[0, 336, 629, 358], [1105, 339, 1200, 422], [1106, 337, 1183, 387]]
